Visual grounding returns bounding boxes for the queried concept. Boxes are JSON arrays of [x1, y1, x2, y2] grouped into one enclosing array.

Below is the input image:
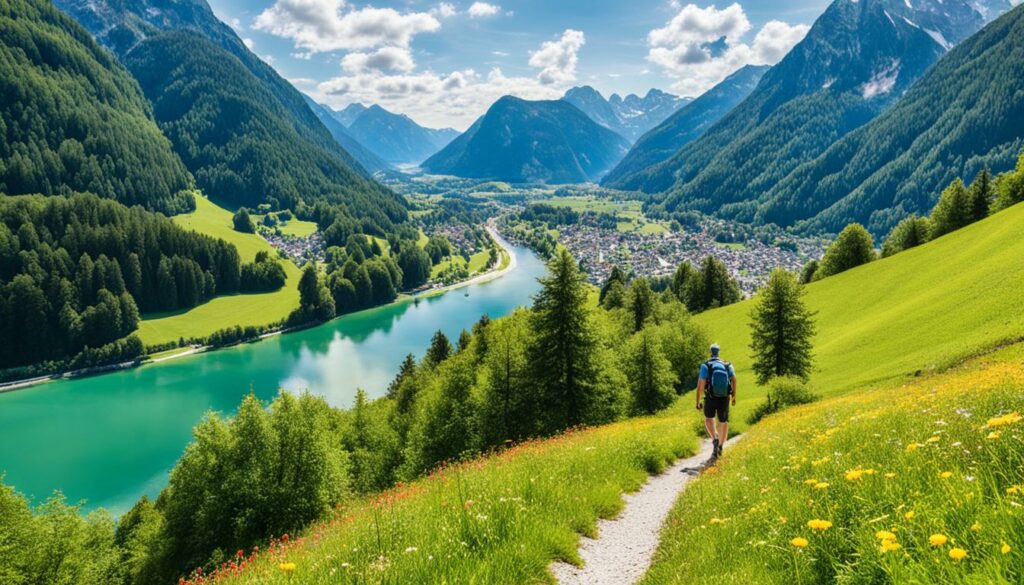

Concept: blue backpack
[[705, 359, 732, 398]]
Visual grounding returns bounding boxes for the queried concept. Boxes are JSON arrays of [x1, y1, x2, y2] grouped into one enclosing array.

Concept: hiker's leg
[[704, 417, 717, 440], [718, 421, 729, 445]]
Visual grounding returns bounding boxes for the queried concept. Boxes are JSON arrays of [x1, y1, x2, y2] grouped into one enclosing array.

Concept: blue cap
[[710, 343, 720, 356]]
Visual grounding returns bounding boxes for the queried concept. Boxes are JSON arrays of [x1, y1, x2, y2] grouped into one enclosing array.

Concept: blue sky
[[208, 0, 832, 129]]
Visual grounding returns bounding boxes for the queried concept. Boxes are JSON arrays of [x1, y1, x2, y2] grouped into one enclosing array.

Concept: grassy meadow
[[642, 344, 1024, 584], [204, 403, 698, 585], [137, 196, 301, 346], [544, 195, 669, 234], [252, 214, 319, 237], [695, 202, 1024, 432]]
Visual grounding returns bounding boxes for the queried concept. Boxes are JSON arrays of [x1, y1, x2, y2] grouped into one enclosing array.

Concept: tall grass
[[200, 403, 697, 585], [641, 345, 1024, 584]]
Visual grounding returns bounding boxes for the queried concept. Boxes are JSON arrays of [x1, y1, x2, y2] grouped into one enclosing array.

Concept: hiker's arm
[[695, 379, 705, 409], [730, 377, 737, 405]]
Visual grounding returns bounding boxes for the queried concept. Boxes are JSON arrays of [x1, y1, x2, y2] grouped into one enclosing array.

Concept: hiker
[[695, 343, 736, 458]]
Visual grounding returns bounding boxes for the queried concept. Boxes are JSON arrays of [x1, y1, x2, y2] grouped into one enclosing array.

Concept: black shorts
[[703, 395, 730, 422]]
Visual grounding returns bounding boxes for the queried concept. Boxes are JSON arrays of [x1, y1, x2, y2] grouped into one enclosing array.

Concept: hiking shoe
[[715, 443, 723, 458], [712, 438, 720, 458]]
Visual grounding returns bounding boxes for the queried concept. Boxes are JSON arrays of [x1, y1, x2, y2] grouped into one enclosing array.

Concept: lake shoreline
[[0, 223, 519, 394]]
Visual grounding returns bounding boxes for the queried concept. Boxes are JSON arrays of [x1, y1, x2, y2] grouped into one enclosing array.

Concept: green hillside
[[0, 0, 192, 213], [695, 202, 1024, 431], [137, 196, 300, 346]]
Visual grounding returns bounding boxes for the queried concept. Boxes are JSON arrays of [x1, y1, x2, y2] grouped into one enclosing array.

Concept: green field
[[545, 195, 669, 234], [252, 214, 318, 238], [137, 196, 301, 346], [429, 250, 492, 279], [694, 202, 1024, 432], [217, 404, 697, 585], [643, 346, 1024, 584]]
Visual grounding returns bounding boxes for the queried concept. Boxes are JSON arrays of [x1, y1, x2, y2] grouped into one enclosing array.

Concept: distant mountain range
[[562, 87, 690, 142], [602, 65, 769, 190], [635, 0, 1013, 229], [302, 96, 391, 175], [422, 96, 630, 184], [331, 104, 460, 166]]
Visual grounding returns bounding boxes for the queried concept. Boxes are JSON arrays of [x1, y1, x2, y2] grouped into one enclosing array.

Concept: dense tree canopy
[[0, 0, 193, 213], [0, 194, 241, 369]]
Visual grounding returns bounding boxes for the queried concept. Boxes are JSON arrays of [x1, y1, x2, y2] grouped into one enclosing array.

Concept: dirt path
[[550, 438, 726, 585]]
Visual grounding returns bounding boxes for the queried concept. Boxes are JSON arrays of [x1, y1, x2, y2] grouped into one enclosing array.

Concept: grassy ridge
[[212, 403, 698, 585], [137, 197, 301, 346], [642, 345, 1024, 584], [695, 203, 1024, 432]]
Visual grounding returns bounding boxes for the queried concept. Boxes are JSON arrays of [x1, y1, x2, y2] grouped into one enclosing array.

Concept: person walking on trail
[[696, 343, 736, 459]]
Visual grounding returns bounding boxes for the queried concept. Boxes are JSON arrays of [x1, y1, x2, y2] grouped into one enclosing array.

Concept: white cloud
[[434, 2, 457, 18], [254, 0, 441, 53], [242, 37, 255, 50], [528, 29, 585, 85], [342, 46, 416, 73], [646, 3, 807, 95], [468, 2, 501, 18], [492, 50, 509, 57]]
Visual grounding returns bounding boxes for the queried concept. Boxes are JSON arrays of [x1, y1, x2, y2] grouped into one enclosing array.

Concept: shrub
[[746, 376, 818, 425]]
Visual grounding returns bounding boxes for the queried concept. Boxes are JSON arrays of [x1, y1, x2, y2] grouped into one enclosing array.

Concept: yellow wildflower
[[1008, 485, 1023, 495], [904, 511, 915, 520], [948, 548, 967, 561], [970, 522, 981, 532], [881, 540, 902, 553], [278, 562, 297, 573], [929, 534, 949, 547], [875, 530, 897, 541], [814, 482, 830, 490], [807, 519, 832, 531], [940, 471, 953, 479], [986, 412, 1022, 427], [884, 472, 897, 479], [986, 431, 1001, 440], [804, 479, 819, 485], [709, 517, 726, 524], [1002, 542, 1012, 555], [845, 469, 865, 481], [926, 436, 941, 443], [905, 443, 920, 453], [791, 537, 809, 548]]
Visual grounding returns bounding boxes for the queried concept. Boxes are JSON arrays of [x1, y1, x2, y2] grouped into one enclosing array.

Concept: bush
[[746, 376, 818, 425]]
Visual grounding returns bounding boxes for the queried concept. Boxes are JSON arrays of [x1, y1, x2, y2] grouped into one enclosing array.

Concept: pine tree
[[686, 256, 741, 312], [968, 168, 994, 222], [387, 354, 417, 400], [629, 277, 655, 332], [527, 249, 599, 432], [425, 330, 452, 366], [749, 269, 816, 385], [624, 328, 677, 414], [670, 262, 695, 303], [598, 265, 626, 304], [602, 280, 627, 310]]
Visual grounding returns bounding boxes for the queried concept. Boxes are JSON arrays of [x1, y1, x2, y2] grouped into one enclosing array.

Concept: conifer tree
[[425, 330, 452, 366], [598, 265, 626, 304], [629, 277, 655, 332], [968, 168, 994, 222], [624, 328, 677, 414], [749, 269, 816, 385], [527, 249, 599, 432]]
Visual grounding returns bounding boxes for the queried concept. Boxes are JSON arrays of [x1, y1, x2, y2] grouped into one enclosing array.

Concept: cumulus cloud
[[468, 2, 501, 18], [528, 29, 585, 85], [342, 46, 416, 73], [647, 3, 808, 95], [434, 2, 457, 18], [253, 0, 441, 53]]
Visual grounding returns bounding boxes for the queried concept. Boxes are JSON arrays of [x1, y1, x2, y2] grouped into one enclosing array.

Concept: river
[[0, 242, 545, 514]]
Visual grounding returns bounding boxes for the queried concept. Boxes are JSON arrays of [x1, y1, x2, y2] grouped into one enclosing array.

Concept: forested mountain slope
[[762, 4, 1024, 235], [303, 95, 391, 175], [345, 105, 459, 165], [562, 86, 690, 142], [0, 0, 192, 213], [642, 0, 1010, 227]]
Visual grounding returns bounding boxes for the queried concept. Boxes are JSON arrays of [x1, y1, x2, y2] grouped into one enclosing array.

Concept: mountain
[[562, 87, 691, 142], [332, 103, 368, 127], [640, 0, 1013, 225], [343, 105, 459, 165], [760, 4, 1024, 235], [56, 0, 407, 231], [302, 96, 390, 175], [422, 96, 630, 184], [602, 65, 769, 190], [0, 0, 192, 213]]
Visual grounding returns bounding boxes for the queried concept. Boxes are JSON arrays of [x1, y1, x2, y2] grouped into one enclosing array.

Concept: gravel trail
[[549, 438, 721, 585]]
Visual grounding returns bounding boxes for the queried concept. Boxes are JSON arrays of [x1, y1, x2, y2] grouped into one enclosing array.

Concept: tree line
[[0, 194, 284, 370]]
